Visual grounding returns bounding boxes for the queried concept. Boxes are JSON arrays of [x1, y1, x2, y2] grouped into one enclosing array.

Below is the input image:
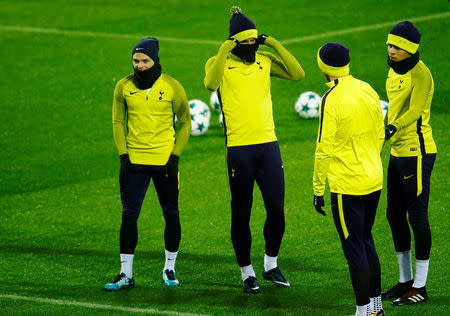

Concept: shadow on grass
[[1, 244, 354, 314], [0, 244, 341, 274]]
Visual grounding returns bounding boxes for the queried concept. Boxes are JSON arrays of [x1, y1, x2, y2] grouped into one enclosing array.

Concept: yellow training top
[[386, 60, 436, 157], [112, 73, 191, 165], [204, 37, 304, 147], [218, 52, 275, 146], [313, 75, 384, 196]]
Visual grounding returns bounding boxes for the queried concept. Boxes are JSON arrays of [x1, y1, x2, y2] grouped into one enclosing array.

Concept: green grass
[[0, 0, 449, 315]]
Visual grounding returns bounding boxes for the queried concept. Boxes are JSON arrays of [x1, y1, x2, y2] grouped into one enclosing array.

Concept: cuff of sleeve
[[313, 188, 325, 196], [221, 40, 237, 52], [265, 36, 278, 47], [391, 122, 400, 130]]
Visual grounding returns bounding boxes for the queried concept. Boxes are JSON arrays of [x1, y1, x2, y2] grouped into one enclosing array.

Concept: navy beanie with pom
[[228, 6, 257, 41]]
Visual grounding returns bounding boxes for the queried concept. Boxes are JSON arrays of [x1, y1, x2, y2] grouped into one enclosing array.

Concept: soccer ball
[[219, 113, 224, 128], [295, 91, 321, 119], [209, 91, 221, 112], [380, 100, 389, 119], [189, 99, 210, 136]]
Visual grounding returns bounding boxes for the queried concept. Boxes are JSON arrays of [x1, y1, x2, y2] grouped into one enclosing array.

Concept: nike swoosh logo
[[403, 174, 414, 180], [274, 280, 291, 286], [130, 91, 138, 95], [228, 66, 237, 69]]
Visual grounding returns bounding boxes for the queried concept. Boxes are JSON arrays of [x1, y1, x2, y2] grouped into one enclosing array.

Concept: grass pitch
[[0, 0, 449, 315]]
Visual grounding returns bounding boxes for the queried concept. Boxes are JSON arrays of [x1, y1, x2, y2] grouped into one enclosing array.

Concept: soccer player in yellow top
[[204, 6, 304, 293], [381, 21, 437, 306], [105, 37, 191, 291], [312, 42, 385, 316]]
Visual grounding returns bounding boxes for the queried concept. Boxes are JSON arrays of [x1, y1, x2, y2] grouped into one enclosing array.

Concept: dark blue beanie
[[390, 21, 421, 45], [229, 6, 256, 38], [132, 37, 159, 63], [319, 42, 350, 67]]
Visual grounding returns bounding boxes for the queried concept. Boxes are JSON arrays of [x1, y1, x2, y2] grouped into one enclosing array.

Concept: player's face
[[240, 38, 256, 45], [388, 44, 411, 62], [132, 53, 155, 71]]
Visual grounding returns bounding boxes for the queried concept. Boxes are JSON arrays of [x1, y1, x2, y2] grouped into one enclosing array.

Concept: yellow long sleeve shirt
[[204, 37, 304, 147], [112, 73, 191, 165], [386, 60, 436, 157], [313, 75, 384, 196]]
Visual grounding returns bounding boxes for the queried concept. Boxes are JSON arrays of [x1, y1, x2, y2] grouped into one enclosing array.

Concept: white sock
[[163, 250, 178, 272], [355, 303, 370, 316], [120, 254, 134, 278], [396, 250, 413, 283], [240, 264, 256, 281], [369, 296, 383, 314], [412, 258, 429, 288], [264, 254, 278, 271]]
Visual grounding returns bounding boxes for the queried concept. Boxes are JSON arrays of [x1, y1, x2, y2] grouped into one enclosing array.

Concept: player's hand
[[385, 124, 397, 140], [164, 154, 179, 178], [256, 34, 269, 45], [313, 195, 326, 216], [227, 37, 239, 46]]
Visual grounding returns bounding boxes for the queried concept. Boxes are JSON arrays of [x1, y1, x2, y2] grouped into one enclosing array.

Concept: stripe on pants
[[338, 194, 349, 239], [417, 155, 422, 196]]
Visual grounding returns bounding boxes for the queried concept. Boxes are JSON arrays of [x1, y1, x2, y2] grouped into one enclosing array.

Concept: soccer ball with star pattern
[[189, 99, 210, 136], [380, 100, 389, 119], [295, 91, 321, 119], [209, 91, 221, 112]]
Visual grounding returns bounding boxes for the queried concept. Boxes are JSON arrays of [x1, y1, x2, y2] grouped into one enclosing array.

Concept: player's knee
[[162, 206, 179, 223], [409, 216, 429, 232], [122, 213, 138, 225], [386, 208, 401, 226]]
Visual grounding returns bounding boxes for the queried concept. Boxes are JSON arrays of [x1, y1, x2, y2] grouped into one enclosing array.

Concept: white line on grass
[[0, 294, 210, 316], [0, 11, 448, 46], [0, 25, 221, 45], [279, 11, 450, 44]]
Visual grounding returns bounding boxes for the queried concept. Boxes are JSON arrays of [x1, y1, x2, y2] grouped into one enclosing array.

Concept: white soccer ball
[[209, 91, 221, 112], [219, 113, 224, 128], [295, 91, 321, 119], [189, 99, 210, 136], [380, 100, 389, 119]]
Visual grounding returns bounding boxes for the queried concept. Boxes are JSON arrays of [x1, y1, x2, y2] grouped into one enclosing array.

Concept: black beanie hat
[[228, 6, 257, 41], [386, 21, 421, 54], [317, 42, 350, 76], [132, 37, 159, 63]]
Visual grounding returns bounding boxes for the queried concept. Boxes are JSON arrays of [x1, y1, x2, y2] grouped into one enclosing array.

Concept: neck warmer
[[231, 43, 259, 63], [387, 52, 419, 74], [133, 63, 162, 89]]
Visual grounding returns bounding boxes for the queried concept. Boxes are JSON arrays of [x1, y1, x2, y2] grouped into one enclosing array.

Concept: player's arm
[[390, 70, 432, 131], [204, 40, 238, 91], [112, 81, 128, 155], [313, 100, 338, 197], [171, 80, 191, 157], [258, 36, 305, 81], [376, 96, 386, 153]]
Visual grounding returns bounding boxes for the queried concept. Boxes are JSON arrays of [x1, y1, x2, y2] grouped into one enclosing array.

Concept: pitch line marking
[[0, 11, 448, 46], [280, 11, 450, 44], [0, 294, 210, 316], [0, 25, 221, 45]]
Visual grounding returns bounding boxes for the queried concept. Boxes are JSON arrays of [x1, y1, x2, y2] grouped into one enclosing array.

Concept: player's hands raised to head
[[313, 195, 326, 216], [256, 34, 269, 45], [224, 37, 239, 50]]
